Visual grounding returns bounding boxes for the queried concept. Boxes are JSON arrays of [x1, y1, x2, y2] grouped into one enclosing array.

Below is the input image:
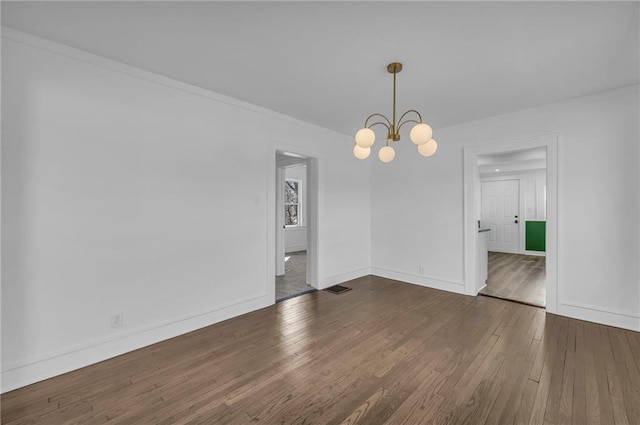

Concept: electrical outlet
[[111, 312, 123, 328]]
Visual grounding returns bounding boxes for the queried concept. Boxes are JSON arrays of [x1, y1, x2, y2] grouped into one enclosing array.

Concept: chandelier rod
[[392, 66, 397, 137]]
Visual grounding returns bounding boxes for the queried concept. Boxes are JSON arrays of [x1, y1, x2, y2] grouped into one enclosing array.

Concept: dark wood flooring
[[3, 276, 640, 424], [480, 252, 546, 308]]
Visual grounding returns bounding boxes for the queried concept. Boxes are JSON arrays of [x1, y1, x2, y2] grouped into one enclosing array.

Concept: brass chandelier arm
[[397, 109, 423, 126], [367, 121, 391, 132], [364, 113, 392, 128], [396, 118, 420, 133], [396, 109, 424, 134]]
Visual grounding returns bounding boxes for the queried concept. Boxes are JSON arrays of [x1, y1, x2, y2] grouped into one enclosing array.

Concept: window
[[285, 178, 302, 226]]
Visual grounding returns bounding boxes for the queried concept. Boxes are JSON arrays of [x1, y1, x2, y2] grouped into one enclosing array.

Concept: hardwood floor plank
[[528, 315, 565, 424], [589, 324, 615, 425], [544, 316, 570, 424], [572, 321, 588, 425], [583, 322, 602, 425], [557, 319, 576, 425], [515, 379, 539, 425]]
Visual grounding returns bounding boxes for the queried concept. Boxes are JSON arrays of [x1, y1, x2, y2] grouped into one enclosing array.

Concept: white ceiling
[[2, 2, 638, 136], [478, 147, 546, 176]]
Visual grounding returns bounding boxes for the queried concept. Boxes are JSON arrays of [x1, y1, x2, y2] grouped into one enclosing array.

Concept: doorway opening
[[476, 147, 547, 307], [275, 152, 317, 301], [463, 135, 558, 313]]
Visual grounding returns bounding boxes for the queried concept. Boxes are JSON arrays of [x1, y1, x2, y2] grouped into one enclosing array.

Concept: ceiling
[[478, 147, 546, 176], [2, 2, 638, 136]]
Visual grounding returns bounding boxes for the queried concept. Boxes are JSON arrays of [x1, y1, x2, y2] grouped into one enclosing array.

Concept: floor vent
[[324, 285, 352, 294]]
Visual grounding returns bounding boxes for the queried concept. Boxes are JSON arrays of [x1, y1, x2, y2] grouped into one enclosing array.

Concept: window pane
[[285, 181, 298, 203], [285, 205, 298, 226]]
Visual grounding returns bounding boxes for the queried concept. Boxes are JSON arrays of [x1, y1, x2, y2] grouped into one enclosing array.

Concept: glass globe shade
[[353, 144, 371, 160], [418, 139, 438, 157], [378, 146, 395, 163], [410, 123, 433, 145], [355, 128, 375, 148]]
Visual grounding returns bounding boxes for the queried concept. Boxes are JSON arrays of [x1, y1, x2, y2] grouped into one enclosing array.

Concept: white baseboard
[[1, 294, 271, 393], [559, 301, 640, 332], [320, 267, 371, 289], [524, 250, 546, 257], [370, 266, 466, 295]]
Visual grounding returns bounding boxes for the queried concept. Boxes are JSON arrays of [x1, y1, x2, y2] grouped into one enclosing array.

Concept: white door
[[482, 180, 519, 253]]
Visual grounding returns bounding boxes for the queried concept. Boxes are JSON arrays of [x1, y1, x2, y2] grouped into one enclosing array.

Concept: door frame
[[267, 141, 320, 304], [463, 134, 559, 313]]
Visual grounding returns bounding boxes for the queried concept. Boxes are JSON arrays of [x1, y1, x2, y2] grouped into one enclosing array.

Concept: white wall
[[284, 165, 307, 252], [0, 31, 371, 391], [524, 170, 546, 221], [371, 85, 640, 331]]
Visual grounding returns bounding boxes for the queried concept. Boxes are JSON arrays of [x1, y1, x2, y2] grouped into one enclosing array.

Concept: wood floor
[[276, 251, 314, 301], [3, 276, 640, 425], [480, 252, 546, 307]]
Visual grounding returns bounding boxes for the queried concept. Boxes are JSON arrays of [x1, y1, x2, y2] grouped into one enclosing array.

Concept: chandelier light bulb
[[410, 123, 433, 145], [353, 144, 371, 160], [378, 146, 395, 163], [418, 139, 438, 157], [355, 128, 375, 148]]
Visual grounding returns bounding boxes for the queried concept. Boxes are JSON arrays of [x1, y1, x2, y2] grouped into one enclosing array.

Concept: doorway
[[275, 152, 317, 301], [476, 148, 547, 307], [463, 135, 558, 313]]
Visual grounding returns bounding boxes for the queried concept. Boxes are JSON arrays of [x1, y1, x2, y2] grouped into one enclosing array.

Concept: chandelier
[[354, 62, 437, 163]]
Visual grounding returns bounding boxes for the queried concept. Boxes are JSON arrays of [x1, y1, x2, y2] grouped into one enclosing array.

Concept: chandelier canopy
[[354, 62, 438, 163]]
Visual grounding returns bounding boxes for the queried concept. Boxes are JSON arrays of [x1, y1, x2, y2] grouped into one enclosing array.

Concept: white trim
[[305, 158, 320, 289], [560, 300, 640, 319], [322, 267, 372, 290], [463, 134, 559, 314], [3, 27, 637, 143], [559, 301, 640, 332], [0, 27, 350, 141], [276, 167, 286, 276], [371, 267, 466, 295], [1, 294, 271, 393], [524, 251, 546, 257], [438, 85, 639, 133]]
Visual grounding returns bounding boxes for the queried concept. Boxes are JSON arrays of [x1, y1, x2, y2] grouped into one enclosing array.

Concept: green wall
[[525, 221, 546, 252]]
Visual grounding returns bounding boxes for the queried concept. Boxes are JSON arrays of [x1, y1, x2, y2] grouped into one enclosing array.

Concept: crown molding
[[1, 26, 352, 141]]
